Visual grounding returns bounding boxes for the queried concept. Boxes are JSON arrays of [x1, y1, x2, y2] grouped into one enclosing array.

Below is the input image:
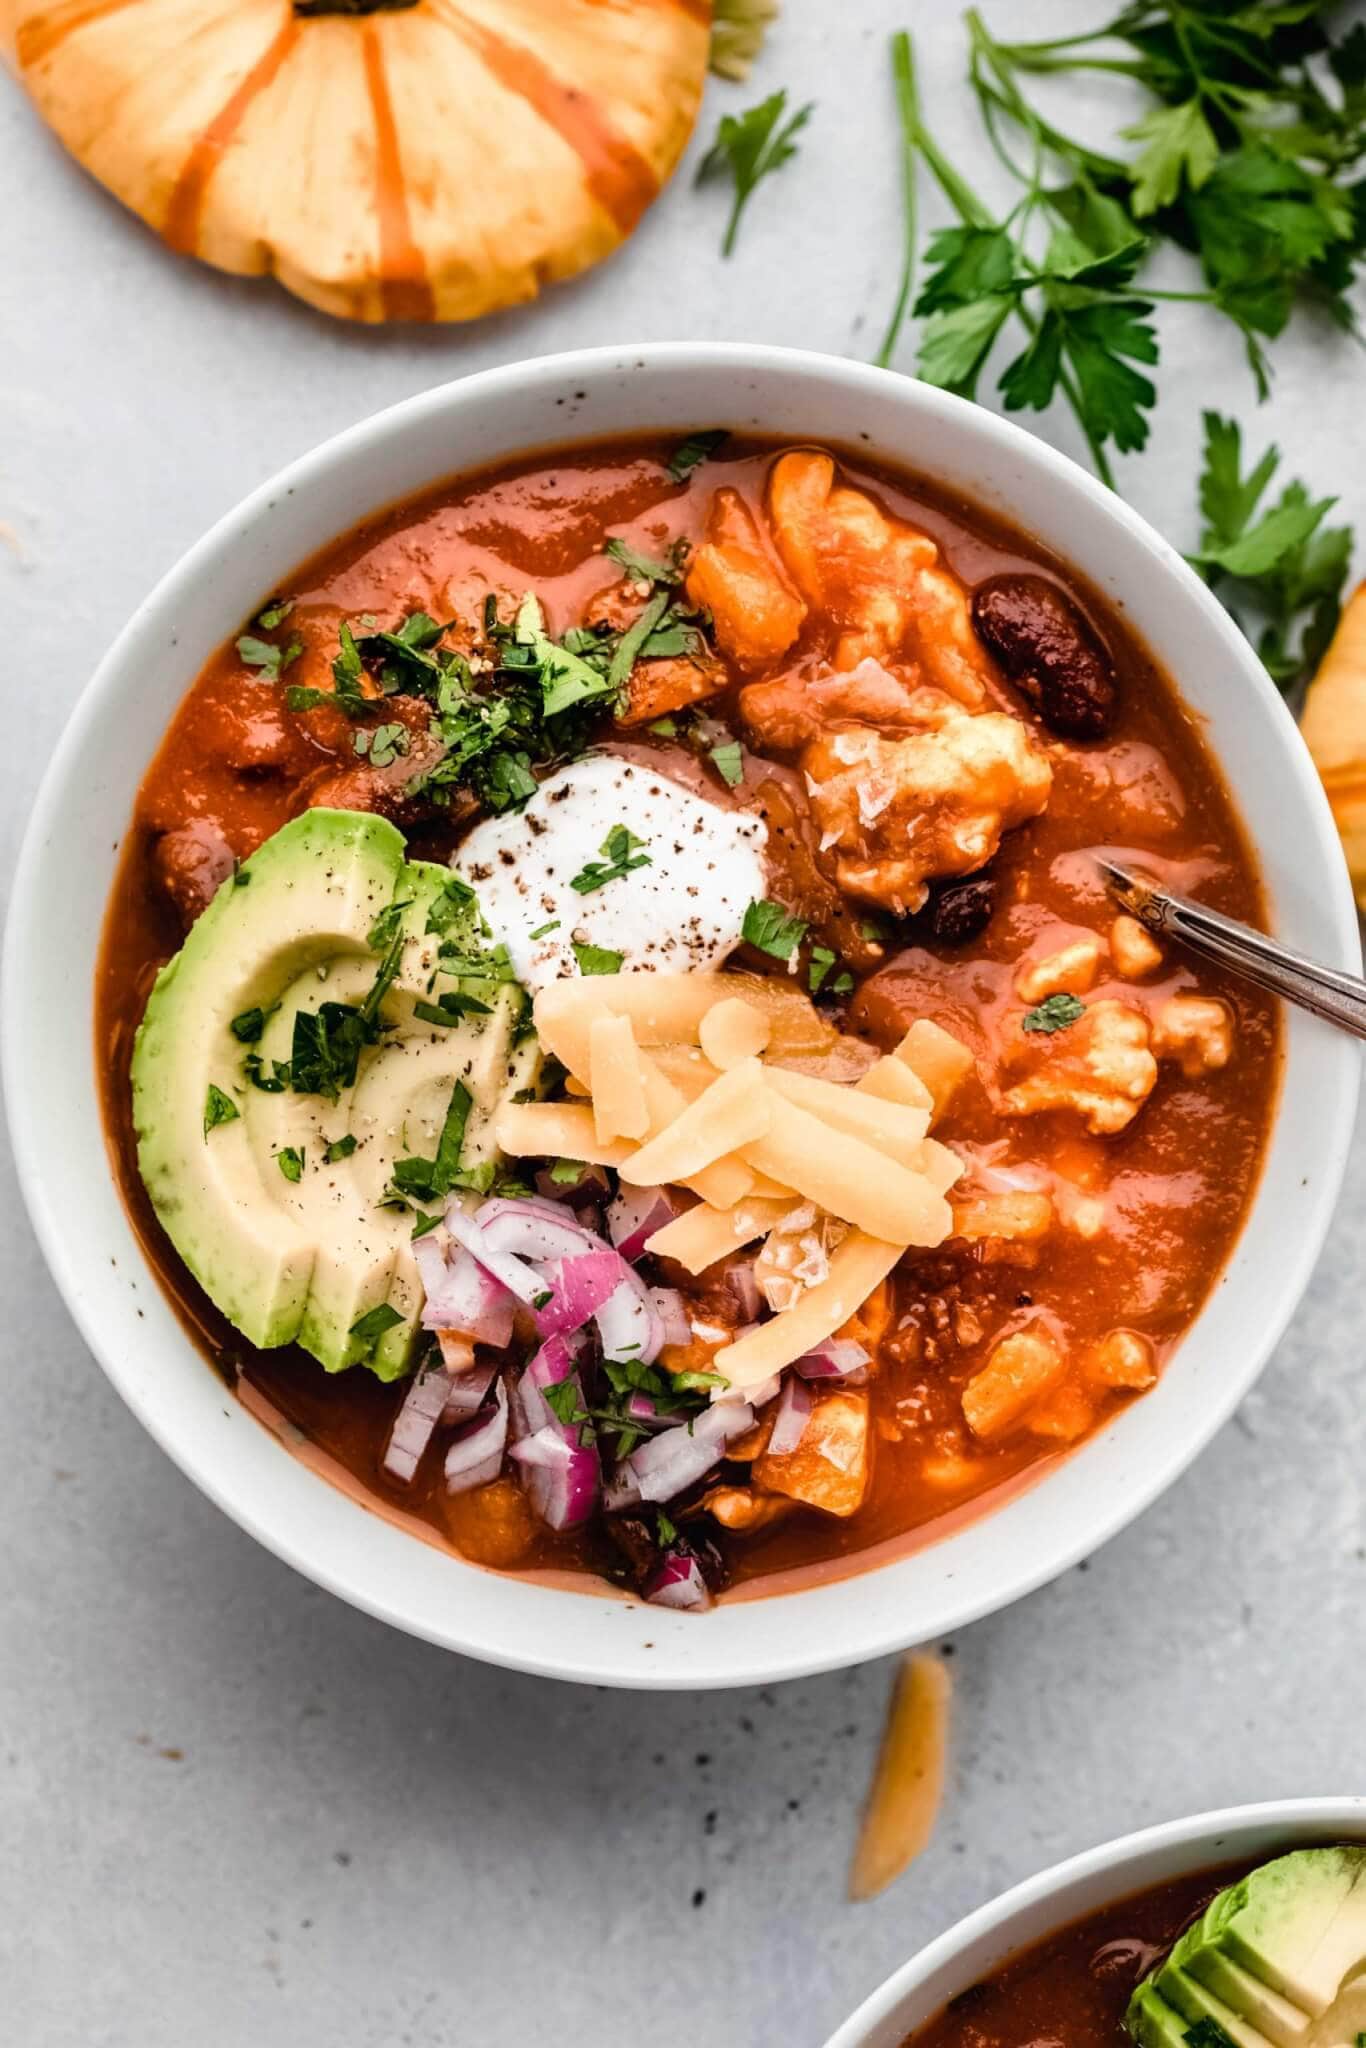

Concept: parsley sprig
[[697, 88, 814, 256], [1190, 411, 1352, 697], [569, 824, 652, 896], [877, 10, 1366, 486]]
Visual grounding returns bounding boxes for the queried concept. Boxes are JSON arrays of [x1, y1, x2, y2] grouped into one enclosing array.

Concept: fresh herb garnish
[[254, 598, 294, 631], [1021, 992, 1086, 1034], [203, 1084, 240, 1136], [413, 990, 493, 1027], [325, 1134, 358, 1163], [742, 897, 808, 962], [809, 945, 856, 996], [367, 898, 411, 954], [389, 1080, 490, 1205], [529, 919, 561, 941], [876, 12, 1366, 484], [229, 1004, 274, 1045], [410, 1210, 443, 1239], [1190, 411, 1352, 697], [655, 1508, 679, 1545], [548, 1158, 588, 1186], [276, 1147, 305, 1183], [237, 633, 302, 682], [349, 1302, 404, 1351], [666, 429, 730, 483], [569, 823, 652, 895], [243, 1051, 289, 1093], [604, 536, 685, 587], [353, 721, 409, 767], [697, 90, 814, 256], [708, 738, 744, 787], [672, 1370, 727, 1394], [572, 939, 626, 976]]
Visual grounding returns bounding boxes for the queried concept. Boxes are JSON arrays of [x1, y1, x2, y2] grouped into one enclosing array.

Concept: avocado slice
[[1127, 1851, 1366, 2048], [133, 812, 536, 1380]]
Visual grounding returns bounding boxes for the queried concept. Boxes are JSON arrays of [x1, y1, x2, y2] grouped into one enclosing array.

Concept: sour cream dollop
[[453, 755, 768, 993]]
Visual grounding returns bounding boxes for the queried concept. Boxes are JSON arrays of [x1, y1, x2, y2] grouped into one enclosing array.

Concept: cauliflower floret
[[767, 450, 991, 704], [701, 1485, 794, 1533], [962, 1327, 1066, 1439], [1015, 935, 1104, 1005], [1110, 912, 1163, 979], [1085, 1329, 1157, 1390], [1151, 994, 1233, 1077], [1001, 997, 1158, 1135], [803, 709, 1052, 915], [684, 487, 807, 671]]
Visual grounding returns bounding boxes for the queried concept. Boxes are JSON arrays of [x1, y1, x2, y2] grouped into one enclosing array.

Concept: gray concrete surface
[[4, 4, 1366, 2043]]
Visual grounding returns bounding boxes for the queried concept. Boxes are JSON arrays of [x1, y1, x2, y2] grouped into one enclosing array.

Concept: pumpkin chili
[[96, 431, 1279, 1607]]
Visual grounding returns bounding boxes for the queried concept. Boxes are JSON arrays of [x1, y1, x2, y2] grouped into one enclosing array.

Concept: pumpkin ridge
[[435, 0, 659, 236], [17, 0, 145, 69], [162, 11, 302, 255], [360, 19, 435, 321]]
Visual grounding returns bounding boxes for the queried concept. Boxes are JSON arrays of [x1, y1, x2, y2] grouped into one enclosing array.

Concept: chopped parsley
[[425, 873, 479, 940], [529, 919, 560, 941], [353, 722, 409, 767], [604, 535, 685, 587], [325, 1135, 358, 1164], [367, 898, 411, 954], [708, 738, 744, 788], [1021, 993, 1086, 1035], [203, 1084, 239, 1137], [410, 1210, 444, 1239], [548, 1158, 587, 1185], [648, 716, 679, 737], [655, 1509, 679, 1545], [349, 1302, 404, 1352], [569, 823, 652, 895], [254, 598, 294, 631], [572, 939, 625, 977], [237, 632, 302, 682], [229, 1004, 274, 1045], [276, 1147, 305, 1183], [672, 1370, 727, 1394], [697, 90, 814, 257], [742, 897, 808, 962], [808, 946, 855, 998], [412, 990, 493, 1027], [666, 429, 730, 482], [389, 1080, 491, 1205]]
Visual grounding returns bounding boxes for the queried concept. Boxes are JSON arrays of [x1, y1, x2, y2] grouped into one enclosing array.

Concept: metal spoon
[[1096, 856, 1366, 1043]]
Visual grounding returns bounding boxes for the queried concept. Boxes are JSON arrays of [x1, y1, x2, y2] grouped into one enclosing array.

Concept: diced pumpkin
[[684, 487, 807, 671], [961, 1326, 1066, 1439], [755, 1386, 871, 1517]]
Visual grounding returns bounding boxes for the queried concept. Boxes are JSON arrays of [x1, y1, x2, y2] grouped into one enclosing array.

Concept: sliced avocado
[[1129, 1983, 1194, 2048], [133, 809, 406, 1350], [1127, 1852, 1366, 2048], [133, 815, 536, 1380]]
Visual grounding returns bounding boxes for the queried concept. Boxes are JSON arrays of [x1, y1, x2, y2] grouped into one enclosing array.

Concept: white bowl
[[826, 1798, 1366, 2048], [5, 344, 1358, 1689]]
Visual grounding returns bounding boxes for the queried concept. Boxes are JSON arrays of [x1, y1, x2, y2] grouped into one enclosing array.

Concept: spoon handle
[[1097, 858, 1366, 1044]]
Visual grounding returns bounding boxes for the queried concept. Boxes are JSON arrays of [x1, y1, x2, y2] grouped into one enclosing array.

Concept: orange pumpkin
[[2, 0, 712, 322]]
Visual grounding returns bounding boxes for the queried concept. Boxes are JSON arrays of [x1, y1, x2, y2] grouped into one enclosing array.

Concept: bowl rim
[[823, 1796, 1366, 2048], [5, 340, 1359, 1689]]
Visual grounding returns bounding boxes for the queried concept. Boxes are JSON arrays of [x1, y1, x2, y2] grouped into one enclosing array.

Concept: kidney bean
[[971, 573, 1117, 738], [925, 873, 997, 944]]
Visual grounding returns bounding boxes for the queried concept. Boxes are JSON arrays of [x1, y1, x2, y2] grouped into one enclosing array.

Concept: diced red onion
[[441, 1359, 498, 1422], [416, 1234, 517, 1345], [615, 1400, 755, 1507], [794, 1338, 871, 1384], [533, 1248, 625, 1339], [725, 1259, 762, 1324], [381, 1363, 454, 1486], [767, 1375, 813, 1456], [535, 1163, 609, 1203], [444, 1379, 509, 1495], [479, 1201, 594, 1266], [607, 1184, 679, 1262], [444, 1203, 545, 1308], [648, 1286, 691, 1350], [510, 1427, 601, 1531], [625, 1391, 687, 1430], [644, 1551, 713, 1612], [596, 1275, 663, 1367], [518, 1334, 588, 1441]]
